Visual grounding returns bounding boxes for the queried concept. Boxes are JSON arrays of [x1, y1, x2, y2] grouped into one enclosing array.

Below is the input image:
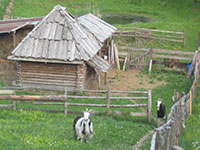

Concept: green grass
[[179, 80, 200, 150], [0, 70, 193, 149], [0, 109, 154, 150], [0, 0, 198, 149], [0, 0, 10, 19]]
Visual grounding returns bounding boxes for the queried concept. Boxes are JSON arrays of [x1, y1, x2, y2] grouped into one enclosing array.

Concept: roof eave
[[7, 56, 84, 65]]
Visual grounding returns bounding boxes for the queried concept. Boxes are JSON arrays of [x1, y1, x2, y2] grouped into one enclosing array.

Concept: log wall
[[19, 61, 79, 91]]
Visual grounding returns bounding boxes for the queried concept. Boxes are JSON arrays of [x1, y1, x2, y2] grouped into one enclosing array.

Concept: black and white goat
[[157, 100, 166, 119], [73, 109, 93, 142]]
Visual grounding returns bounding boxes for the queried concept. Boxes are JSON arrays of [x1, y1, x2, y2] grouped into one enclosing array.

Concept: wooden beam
[[0, 95, 65, 102], [152, 60, 188, 67], [152, 54, 192, 61]]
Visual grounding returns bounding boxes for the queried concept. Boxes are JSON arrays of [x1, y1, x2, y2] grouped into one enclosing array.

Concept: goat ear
[[88, 109, 93, 113]]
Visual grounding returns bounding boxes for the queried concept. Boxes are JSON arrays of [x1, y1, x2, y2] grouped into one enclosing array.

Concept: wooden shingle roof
[[8, 5, 103, 62], [78, 13, 117, 43]]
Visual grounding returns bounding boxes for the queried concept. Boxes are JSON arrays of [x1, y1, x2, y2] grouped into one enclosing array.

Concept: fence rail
[[113, 27, 186, 47], [150, 50, 200, 150], [0, 88, 152, 122], [118, 46, 195, 71]]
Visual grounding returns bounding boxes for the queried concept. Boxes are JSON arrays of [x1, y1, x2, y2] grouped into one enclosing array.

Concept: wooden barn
[[8, 5, 116, 91]]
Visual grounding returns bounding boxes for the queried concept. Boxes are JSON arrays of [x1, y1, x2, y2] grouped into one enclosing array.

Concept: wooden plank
[[22, 80, 77, 87], [21, 72, 77, 79], [152, 49, 194, 56], [69, 41, 76, 61], [118, 27, 184, 34], [110, 104, 147, 108], [130, 112, 146, 117], [33, 102, 64, 105], [0, 95, 65, 102], [118, 46, 149, 52], [152, 60, 188, 67], [22, 78, 77, 84], [67, 103, 107, 107], [81, 89, 148, 94], [152, 54, 192, 61], [0, 90, 15, 95], [66, 103, 147, 108], [0, 104, 14, 109], [111, 97, 148, 100]]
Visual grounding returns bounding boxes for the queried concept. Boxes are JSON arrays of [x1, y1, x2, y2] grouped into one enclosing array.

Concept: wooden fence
[[113, 27, 186, 47], [0, 88, 152, 122], [118, 46, 195, 72], [150, 51, 200, 150]]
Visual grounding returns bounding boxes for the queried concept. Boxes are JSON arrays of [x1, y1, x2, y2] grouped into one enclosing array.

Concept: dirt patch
[[102, 69, 165, 91]]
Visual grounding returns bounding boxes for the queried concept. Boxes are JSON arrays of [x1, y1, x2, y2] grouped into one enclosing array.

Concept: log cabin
[[8, 5, 116, 91]]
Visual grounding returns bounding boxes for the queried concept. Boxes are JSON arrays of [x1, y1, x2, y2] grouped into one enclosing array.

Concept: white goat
[[73, 109, 93, 142]]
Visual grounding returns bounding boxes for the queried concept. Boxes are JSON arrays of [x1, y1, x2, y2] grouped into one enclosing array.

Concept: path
[[132, 130, 154, 150]]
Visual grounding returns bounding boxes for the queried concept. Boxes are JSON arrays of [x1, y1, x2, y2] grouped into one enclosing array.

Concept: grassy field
[[0, 109, 155, 150], [0, 0, 199, 149], [0, 70, 193, 149], [0, 0, 10, 19]]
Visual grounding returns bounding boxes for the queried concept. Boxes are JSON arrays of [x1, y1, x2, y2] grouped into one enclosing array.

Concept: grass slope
[[0, 0, 10, 19], [0, 109, 154, 150], [0, 70, 193, 149], [11, 0, 200, 50]]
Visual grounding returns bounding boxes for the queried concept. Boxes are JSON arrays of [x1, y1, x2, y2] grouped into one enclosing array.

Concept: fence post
[[189, 89, 192, 116], [155, 130, 162, 150], [64, 88, 68, 115], [106, 87, 111, 115], [164, 127, 171, 150], [13, 101, 17, 110], [13, 91, 17, 110], [148, 90, 152, 122], [169, 121, 175, 149]]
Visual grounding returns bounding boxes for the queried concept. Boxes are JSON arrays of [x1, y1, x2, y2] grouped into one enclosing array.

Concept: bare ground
[[101, 69, 165, 91]]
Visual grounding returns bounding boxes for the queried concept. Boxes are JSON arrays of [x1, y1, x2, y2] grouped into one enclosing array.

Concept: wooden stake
[[189, 90, 192, 116], [147, 90, 152, 122], [106, 87, 111, 115], [104, 72, 107, 85], [123, 56, 127, 71], [148, 59, 152, 73], [64, 88, 68, 115]]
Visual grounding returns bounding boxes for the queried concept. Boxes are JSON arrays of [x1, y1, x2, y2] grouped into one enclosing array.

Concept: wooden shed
[[8, 5, 116, 91], [0, 17, 42, 84]]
